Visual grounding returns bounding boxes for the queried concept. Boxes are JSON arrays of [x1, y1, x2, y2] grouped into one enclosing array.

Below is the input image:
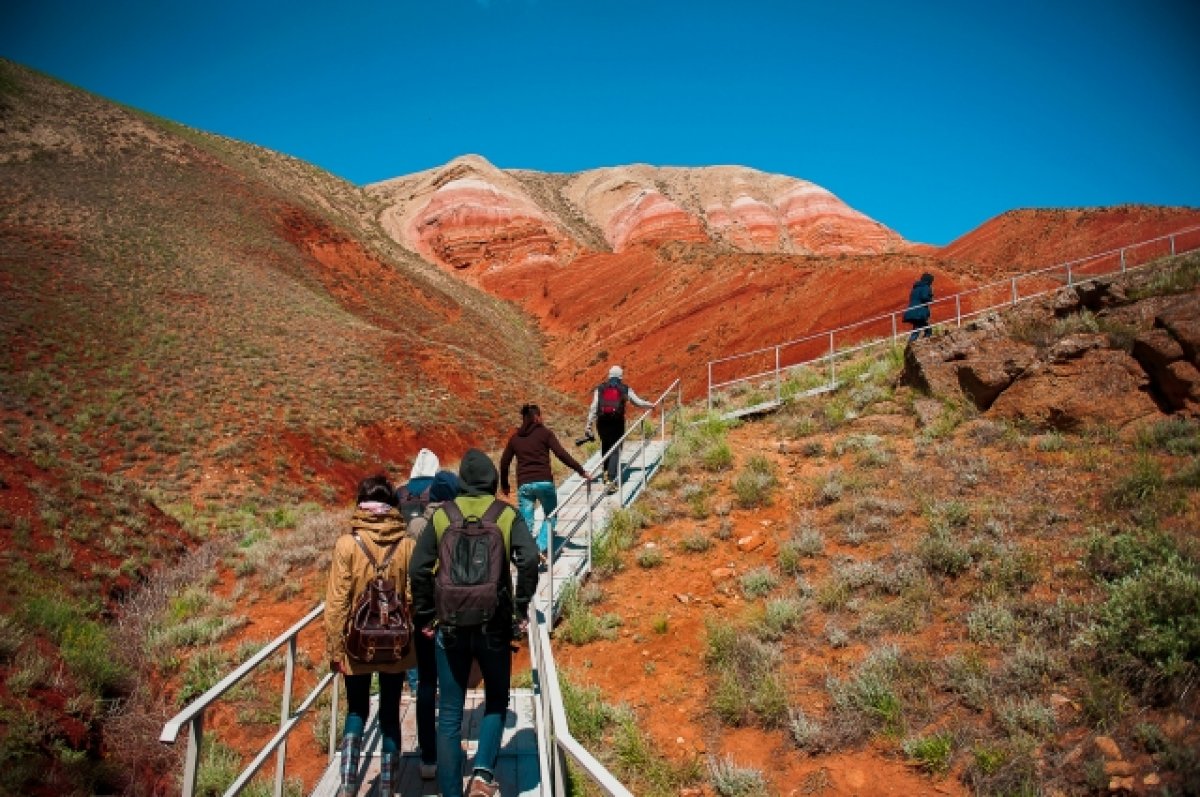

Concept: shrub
[[679, 530, 712, 553], [1106, 454, 1164, 510], [704, 621, 785, 728], [918, 528, 972, 577], [788, 707, 826, 753], [755, 597, 807, 641], [1137, 417, 1200, 456], [732, 455, 779, 508], [636, 546, 664, 569], [967, 601, 1018, 644], [708, 756, 766, 797], [902, 731, 954, 774], [557, 582, 622, 646], [1084, 556, 1200, 696], [996, 697, 1056, 739], [740, 567, 779, 600]]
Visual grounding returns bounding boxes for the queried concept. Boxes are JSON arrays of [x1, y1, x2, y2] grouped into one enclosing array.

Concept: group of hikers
[[323, 366, 655, 797]]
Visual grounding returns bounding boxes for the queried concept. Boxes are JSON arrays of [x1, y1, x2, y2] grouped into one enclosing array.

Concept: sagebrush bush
[[732, 455, 779, 508]]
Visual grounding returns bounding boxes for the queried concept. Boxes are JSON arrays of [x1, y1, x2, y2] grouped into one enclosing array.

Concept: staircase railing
[[706, 225, 1200, 413], [159, 603, 339, 797]]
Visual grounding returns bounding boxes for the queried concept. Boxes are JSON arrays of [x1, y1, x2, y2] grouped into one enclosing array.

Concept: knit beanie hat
[[429, 470, 462, 502], [608, 365, 623, 379]]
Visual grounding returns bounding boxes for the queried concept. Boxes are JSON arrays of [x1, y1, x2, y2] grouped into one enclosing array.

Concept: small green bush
[[902, 731, 954, 774], [740, 567, 779, 600], [636, 546, 664, 569]]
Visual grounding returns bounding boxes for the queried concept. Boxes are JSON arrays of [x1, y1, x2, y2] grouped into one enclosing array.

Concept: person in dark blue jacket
[[902, 273, 935, 342]]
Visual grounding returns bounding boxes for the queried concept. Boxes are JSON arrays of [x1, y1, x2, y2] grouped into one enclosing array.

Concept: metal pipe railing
[[707, 225, 1200, 410], [160, 603, 337, 797]]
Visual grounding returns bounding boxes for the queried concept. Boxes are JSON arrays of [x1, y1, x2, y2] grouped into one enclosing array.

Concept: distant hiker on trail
[[903, 272, 936, 342], [583, 365, 655, 495], [396, 447, 439, 525], [325, 474, 416, 797], [408, 449, 540, 797], [499, 403, 590, 556], [402, 468, 461, 782]]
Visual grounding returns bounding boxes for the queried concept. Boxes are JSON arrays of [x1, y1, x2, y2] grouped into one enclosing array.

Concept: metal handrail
[[527, 605, 634, 797], [160, 603, 338, 797], [706, 224, 1200, 409]]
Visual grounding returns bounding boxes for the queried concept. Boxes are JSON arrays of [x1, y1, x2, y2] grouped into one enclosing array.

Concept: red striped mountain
[[367, 154, 909, 274]]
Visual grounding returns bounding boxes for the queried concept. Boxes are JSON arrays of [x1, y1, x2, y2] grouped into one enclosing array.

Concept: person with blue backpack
[[583, 365, 655, 494], [902, 272, 936, 342], [396, 448, 439, 524]]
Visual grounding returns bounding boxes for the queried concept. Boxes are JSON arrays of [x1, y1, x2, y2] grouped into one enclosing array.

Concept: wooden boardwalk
[[311, 690, 539, 797], [311, 437, 667, 796]]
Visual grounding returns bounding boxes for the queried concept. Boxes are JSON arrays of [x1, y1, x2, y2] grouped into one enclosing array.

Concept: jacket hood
[[430, 469, 462, 502], [349, 504, 406, 545], [410, 448, 440, 480], [920, 272, 934, 284], [517, 418, 541, 437], [458, 448, 498, 496]]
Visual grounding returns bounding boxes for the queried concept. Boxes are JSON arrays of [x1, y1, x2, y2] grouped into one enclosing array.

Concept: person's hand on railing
[[330, 660, 344, 675]]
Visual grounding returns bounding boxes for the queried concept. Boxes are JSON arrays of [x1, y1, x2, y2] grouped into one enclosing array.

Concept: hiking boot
[[379, 752, 397, 797], [605, 480, 618, 495], [337, 734, 361, 797], [419, 761, 437, 780], [466, 770, 499, 797]]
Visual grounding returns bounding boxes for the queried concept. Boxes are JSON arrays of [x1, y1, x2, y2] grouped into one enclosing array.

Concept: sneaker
[[466, 772, 499, 797], [419, 762, 436, 780]]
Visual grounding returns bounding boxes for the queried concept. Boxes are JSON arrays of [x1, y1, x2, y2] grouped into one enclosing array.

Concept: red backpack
[[597, 380, 627, 417]]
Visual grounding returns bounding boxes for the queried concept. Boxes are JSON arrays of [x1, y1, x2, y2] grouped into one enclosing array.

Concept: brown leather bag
[[342, 533, 413, 664]]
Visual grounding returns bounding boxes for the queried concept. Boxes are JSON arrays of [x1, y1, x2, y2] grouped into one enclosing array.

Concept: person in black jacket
[[903, 272, 935, 342], [408, 449, 540, 797], [499, 404, 589, 555]]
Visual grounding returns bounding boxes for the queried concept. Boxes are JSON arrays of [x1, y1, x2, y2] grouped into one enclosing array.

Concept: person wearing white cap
[[583, 365, 655, 494]]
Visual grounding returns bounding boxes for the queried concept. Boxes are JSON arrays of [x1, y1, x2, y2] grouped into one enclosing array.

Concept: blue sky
[[3, 0, 1198, 244]]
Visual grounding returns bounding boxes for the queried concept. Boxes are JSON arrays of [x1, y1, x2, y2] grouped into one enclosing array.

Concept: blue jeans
[[434, 625, 512, 797], [518, 481, 558, 553]]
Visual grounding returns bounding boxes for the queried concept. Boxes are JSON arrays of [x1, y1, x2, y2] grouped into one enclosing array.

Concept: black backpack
[[434, 500, 509, 627], [597, 380, 628, 417], [397, 484, 432, 526], [342, 534, 413, 664]]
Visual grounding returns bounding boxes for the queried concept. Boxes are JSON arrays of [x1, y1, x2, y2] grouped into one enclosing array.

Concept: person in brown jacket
[[499, 403, 589, 555], [325, 474, 416, 797]]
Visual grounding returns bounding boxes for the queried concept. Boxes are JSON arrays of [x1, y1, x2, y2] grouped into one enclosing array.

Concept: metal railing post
[[1171, 235, 1176, 256], [891, 313, 897, 345], [827, 332, 835, 385], [774, 346, 781, 404], [1120, 248, 1127, 273], [706, 361, 713, 412], [274, 637, 297, 797], [1067, 262, 1073, 287], [1011, 277, 1018, 305], [182, 713, 203, 797], [328, 675, 339, 759], [955, 295, 962, 327]]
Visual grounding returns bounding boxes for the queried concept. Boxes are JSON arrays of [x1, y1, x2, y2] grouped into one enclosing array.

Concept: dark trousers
[[343, 670, 404, 751], [597, 415, 625, 483], [413, 627, 437, 765], [907, 319, 931, 341]]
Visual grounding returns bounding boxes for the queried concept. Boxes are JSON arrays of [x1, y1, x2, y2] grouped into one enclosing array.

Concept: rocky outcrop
[[1130, 294, 1200, 413], [901, 280, 1200, 428]]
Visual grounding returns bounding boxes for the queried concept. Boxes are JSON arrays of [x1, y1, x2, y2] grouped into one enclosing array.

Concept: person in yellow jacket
[[325, 474, 417, 797]]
